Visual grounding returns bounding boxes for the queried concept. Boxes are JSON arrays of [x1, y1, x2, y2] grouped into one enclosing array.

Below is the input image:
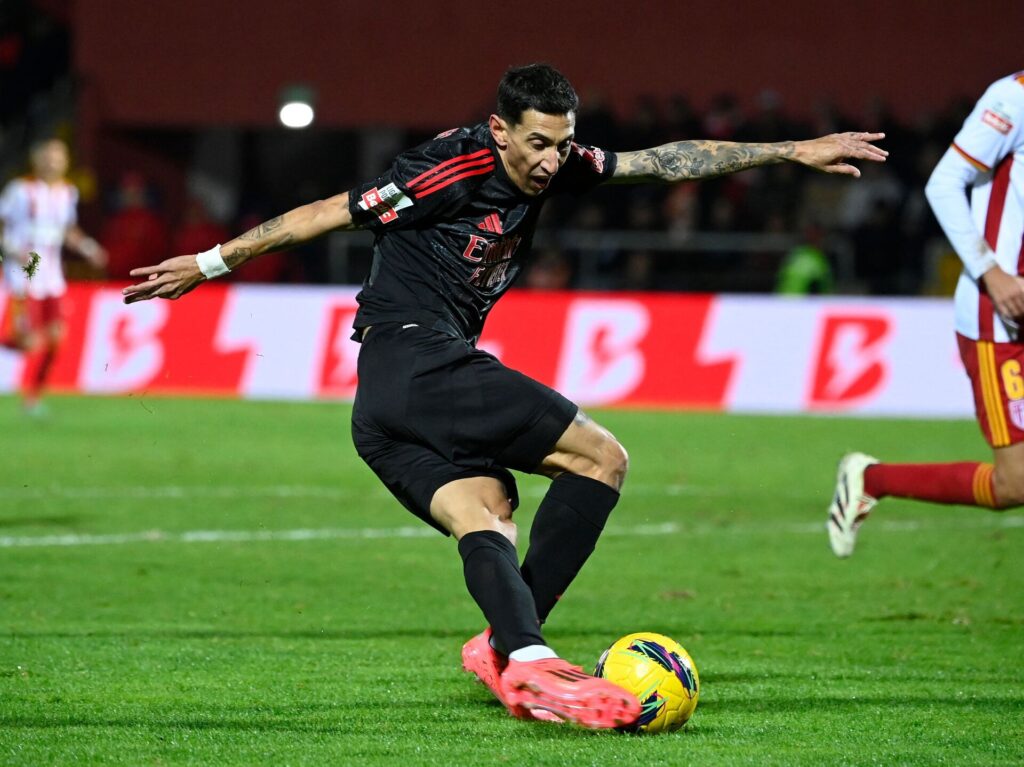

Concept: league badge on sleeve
[[981, 106, 1013, 135], [571, 143, 606, 174], [359, 183, 414, 224]]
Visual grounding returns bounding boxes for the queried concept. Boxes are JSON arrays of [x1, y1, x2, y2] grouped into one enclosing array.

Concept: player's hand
[[122, 255, 206, 304], [792, 132, 888, 177], [982, 267, 1024, 321]]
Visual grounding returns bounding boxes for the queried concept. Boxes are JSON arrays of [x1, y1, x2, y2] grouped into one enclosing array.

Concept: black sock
[[521, 474, 619, 624], [458, 530, 545, 655]]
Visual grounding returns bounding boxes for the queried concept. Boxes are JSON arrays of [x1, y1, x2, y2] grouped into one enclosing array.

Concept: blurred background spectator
[[100, 171, 169, 279]]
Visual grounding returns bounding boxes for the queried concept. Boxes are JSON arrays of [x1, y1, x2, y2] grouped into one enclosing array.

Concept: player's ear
[[489, 114, 509, 150]]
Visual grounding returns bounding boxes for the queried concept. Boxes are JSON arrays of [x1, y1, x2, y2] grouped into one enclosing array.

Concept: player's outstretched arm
[[609, 132, 887, 184], [65, 225, 107, 269], [122, 192, 357, 304]]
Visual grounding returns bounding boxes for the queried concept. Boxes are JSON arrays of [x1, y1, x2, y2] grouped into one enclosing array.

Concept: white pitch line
[[0, 526, 437, 548], [0, 485, 375, 501], [0, 516, 1021, 549], [0, 482, 739, 502]]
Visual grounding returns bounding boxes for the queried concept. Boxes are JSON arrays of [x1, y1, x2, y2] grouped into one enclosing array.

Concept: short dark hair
[[497, 64, 579, 125]]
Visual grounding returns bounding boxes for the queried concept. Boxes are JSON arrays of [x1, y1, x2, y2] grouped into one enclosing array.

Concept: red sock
[[864, 462, 997, 508]]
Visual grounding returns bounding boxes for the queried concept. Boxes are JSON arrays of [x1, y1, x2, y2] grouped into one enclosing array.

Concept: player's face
[[490, 109, 575, 196], [31, 140, 70, 182]]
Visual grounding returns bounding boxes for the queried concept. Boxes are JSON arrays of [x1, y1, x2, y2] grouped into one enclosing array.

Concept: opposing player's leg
[[1, 295, 34, 351], [827, 451, 880, 557], [827, 334, 1024, 557], [828, 447, 1024, 557], [991, 441, 1024, 506], [522, 411, 628, 623], [23, 307, 64, 414], [857, 443, 1024, 510]]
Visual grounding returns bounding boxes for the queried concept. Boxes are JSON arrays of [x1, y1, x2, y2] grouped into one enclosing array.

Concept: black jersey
[[347, 122, 616, 343]]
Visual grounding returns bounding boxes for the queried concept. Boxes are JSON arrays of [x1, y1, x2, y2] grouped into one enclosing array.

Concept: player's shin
[[458, 530, 545, 655], [521, 474, 619, 624], [23, 345, 56, 402]]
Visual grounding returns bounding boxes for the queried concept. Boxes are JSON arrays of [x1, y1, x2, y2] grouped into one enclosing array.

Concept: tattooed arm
[[122, 192, 357, 303], [610, 132, 888, 184]]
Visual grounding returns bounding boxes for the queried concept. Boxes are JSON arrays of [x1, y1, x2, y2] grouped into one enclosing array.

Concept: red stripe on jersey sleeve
[[412, 163, 495, 199], [405, 148, 493, 189], [408, 155, 494, 195]]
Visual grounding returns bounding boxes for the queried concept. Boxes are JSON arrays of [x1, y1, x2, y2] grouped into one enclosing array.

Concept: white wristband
[[196, 244, 230, 278]]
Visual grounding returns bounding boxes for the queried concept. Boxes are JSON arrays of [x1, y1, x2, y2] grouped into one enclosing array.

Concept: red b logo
[[808, 314, 891, 408]]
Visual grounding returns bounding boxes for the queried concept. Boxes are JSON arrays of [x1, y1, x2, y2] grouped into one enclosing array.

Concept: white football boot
[[827, 452, 880, 558]]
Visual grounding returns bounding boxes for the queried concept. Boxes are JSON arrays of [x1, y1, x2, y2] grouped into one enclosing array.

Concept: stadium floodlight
[[278, 85, 316, 129]]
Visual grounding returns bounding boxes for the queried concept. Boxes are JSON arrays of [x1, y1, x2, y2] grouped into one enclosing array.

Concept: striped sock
[[863, 462, 998, 508]]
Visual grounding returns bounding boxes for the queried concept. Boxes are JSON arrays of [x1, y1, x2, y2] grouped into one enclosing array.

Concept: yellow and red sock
[[864, 462, 997, 509]]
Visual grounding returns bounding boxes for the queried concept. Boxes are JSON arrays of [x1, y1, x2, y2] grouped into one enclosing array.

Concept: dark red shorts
[[957, 332, 1024, 448]]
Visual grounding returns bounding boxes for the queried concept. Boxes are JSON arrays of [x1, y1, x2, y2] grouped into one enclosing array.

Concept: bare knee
[[561, 433, 629, 490], [592, 436, 629, 489], [540, 416, 630, 490], [429, 476, 518, 543]]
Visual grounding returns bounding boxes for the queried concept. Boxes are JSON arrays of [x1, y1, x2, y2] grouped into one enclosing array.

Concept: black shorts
[[351, 323, 577, 534]]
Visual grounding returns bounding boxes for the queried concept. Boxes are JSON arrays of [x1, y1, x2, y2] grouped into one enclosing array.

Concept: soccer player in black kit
[[124, 64, 887, 728]]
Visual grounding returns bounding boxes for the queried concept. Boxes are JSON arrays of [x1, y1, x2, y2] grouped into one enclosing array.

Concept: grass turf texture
[[1, 394, 1022, 766]]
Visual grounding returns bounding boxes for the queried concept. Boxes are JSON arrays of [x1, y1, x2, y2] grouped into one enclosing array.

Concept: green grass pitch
[[1, 394, 1022, 766]]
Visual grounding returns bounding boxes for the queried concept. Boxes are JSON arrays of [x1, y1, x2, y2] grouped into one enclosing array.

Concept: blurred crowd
[[85, 172, 300, 285], [520, 90, 971, 295], [1, 1, 973, 297], [56, 89, 972, 297]]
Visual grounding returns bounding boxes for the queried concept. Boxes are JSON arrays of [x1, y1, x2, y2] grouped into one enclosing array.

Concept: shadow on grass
[[4, 694, 1019, 742], [0, 706, 634, 741]]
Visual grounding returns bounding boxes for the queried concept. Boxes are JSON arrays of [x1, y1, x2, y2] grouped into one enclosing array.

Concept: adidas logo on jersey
[[476, 213, 503, 234]]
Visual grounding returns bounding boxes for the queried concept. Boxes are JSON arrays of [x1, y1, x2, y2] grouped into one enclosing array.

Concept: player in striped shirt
[[123, 64, 886, 725], [0, 137, 107, 414], [829, 72, 1024, 557]]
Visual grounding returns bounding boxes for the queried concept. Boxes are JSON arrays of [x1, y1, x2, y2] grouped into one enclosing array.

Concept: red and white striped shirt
[[0, 176, 79, 299], [926, 72, 1024, 342]]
